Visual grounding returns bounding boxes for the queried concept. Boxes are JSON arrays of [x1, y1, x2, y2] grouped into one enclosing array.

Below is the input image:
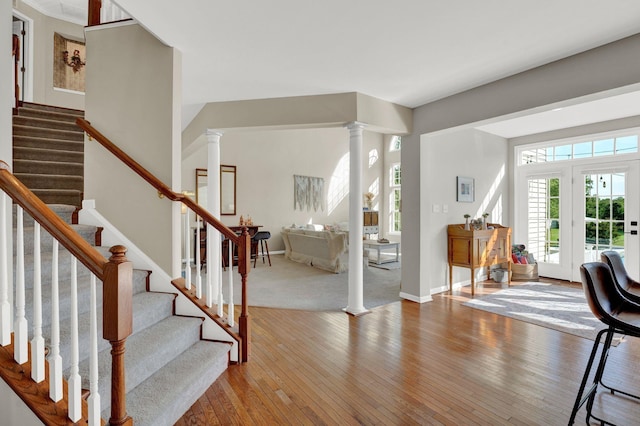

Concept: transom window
[[519, 133, 638, 165]]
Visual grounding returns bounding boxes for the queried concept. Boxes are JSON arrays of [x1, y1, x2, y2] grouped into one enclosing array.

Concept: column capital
[[344, 121, 367, 132], [205, 129, 224, 143]]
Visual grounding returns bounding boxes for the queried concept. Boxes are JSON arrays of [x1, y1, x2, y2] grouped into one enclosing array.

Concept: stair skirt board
[[8, 203, 231, 424]]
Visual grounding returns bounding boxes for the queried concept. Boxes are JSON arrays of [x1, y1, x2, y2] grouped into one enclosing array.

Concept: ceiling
[[20, 0, 640, 136]]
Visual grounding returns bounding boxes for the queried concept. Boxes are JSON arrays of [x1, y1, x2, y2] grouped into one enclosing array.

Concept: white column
[[206, 129, 223, 308], [345, 122, 369, 316]]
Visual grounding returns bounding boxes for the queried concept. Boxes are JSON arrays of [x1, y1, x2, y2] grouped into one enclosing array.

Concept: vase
[[464, 218, 470, 231]]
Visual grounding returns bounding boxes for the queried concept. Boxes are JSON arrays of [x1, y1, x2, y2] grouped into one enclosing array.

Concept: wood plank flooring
[[176, 280, 640, 425]]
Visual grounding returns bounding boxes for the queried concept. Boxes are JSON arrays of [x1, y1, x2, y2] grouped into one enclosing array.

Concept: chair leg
[[568, 327, 612, 425], [264, 240, 271, 266]]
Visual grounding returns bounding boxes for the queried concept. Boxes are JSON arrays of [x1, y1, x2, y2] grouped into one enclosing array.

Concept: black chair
[[569, 262, 640, 425], [600, 250, 640, 305], [251, 231, 271, 267]]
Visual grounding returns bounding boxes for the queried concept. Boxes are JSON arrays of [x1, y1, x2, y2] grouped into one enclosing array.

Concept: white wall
[[14, 2, 85, 110], [182, 127, 384, 251], [85, 23, 181, 274], [420, 129, 508, 295], [402, 33, 640, 302]]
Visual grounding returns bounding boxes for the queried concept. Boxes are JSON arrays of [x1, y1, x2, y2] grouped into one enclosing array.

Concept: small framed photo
[[456, 176, 474, 202]]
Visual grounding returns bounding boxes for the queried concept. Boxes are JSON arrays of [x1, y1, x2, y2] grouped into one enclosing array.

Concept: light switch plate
[[432, 204, 441, 213]]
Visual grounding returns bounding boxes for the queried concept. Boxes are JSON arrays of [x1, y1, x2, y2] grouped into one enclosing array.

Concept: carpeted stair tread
[[14, 146, 83, 164], [13, 159, 83, 176], [32, 190, 82, 208], [120, 340, 230, 426], [54, 291, 176, 372], [13, 203, 76, 225], [14, 173, 83, 191], [82, 315, 204, 415], [13, 116, 82, 133], [13, 135, 84, 153], [14, 223, 97, 255], [19, 102, 84, 116], [16, 108, 83, 123], [21, 271, 152, 336], [13, 124, 84, 142]]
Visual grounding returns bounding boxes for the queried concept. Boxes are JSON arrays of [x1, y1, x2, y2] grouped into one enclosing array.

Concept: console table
[[447, 223, 511, 295]]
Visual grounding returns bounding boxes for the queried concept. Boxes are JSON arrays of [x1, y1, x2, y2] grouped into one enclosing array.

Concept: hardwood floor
[[176, 280, 640, 425]]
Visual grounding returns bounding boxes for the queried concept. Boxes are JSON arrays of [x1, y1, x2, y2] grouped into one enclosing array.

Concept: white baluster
[[228, 240, 234, 327], [206, 223, 213, 308], [184, 208, 191, 290], [14, 206, 27, 362], [0, 193, 10, 345], [49, 240, 62, 401], [195, 217, 202, 299], [217, 232, 223, 317], [31, 222, 45, 382], [67, 257, 81, 422], [88, 274, 101, 426]]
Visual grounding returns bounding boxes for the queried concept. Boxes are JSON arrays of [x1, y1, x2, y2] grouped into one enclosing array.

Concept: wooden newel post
[[103, 245, 133, 426], [237, 229, 251, 362]]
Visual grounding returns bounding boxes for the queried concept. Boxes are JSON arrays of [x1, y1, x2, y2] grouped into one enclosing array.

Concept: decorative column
[[345, 122, 369, 316], [206, 130, 223, 308]]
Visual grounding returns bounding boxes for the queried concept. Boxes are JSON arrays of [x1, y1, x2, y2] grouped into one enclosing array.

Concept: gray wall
[[84, 22, 181, 274], [402, 33, 640, 301]]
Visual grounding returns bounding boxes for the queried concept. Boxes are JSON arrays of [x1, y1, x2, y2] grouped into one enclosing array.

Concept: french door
[[520, 160, 640, 281], [571, 161, 639, 282]]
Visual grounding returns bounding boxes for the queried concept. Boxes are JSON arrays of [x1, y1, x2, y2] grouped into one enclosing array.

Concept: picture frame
[[456, 176, 474, 202]]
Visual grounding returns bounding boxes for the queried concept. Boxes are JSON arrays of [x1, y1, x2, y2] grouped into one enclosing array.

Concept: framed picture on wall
[[456, 176, 474, 202]]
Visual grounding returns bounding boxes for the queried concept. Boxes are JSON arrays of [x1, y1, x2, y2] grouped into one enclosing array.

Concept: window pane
[[585, 196, 597, 219], [598, 197, 611, 220], [594, 138, 614, 156], [573, 141, 592, 158], [612, 197, 624, 221], [554, 145, 571, 161], [615, 135, 638, 154], [546, 147, 554, 161], [613, 222, 625, 246]]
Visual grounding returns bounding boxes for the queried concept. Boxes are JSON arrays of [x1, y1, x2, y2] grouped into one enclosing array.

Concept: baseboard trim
[[399, 292, 433, 303]]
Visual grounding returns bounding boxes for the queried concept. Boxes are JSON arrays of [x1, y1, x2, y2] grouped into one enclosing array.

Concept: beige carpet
[[196, 254, 401, 311]]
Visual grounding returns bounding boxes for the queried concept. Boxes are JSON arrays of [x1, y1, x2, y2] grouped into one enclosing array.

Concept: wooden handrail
[[76, 118, 241, 243], [77, 119, 252, 362], [0, 161, 107, 278], [0, 160, 134, 423]]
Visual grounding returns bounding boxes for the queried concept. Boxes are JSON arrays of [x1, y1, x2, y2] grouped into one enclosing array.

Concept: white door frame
[[12, 10, 34, 103]]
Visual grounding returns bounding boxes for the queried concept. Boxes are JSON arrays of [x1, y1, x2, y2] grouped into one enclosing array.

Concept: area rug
[[463, 283, 617, 342], [197, 254, 401, 311]]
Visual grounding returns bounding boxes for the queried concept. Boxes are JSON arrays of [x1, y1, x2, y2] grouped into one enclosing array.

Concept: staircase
[[12, 204, 230, 425], [12, 103, 85, 207]]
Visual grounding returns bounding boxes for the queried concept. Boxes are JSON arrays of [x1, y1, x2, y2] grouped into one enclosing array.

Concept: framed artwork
[[456, 176, 474, 202]]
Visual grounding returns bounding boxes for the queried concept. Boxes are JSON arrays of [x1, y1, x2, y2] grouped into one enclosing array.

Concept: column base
[[343, 306, 371, 316]]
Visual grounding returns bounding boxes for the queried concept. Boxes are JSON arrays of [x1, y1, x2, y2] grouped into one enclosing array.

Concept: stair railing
[[0, 160, 133, 425], [88, 0, 131, 26], [76, 118, 252, 362]]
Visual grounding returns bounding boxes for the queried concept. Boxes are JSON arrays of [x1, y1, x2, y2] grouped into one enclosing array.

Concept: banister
[[0, 161, 107, 279], [76, 118, 241, 242]]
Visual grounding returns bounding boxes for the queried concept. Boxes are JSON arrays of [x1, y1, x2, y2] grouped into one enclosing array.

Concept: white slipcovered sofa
[[281, 227, 348, 273]]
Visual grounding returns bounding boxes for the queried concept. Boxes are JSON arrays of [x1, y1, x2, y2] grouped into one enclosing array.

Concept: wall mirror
[[195, 165, 236, 215]]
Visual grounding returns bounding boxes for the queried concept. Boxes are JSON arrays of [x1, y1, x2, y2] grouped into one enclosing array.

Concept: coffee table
[[363, 240, 400, 265]]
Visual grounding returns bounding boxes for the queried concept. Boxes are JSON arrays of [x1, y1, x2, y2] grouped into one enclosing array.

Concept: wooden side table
[[447, 223, 511, 295]]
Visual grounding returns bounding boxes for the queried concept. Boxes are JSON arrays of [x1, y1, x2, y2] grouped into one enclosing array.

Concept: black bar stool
[[569, 262, 640, 425], [601, 250, 640, 304], [251, 231, 271, 267]]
